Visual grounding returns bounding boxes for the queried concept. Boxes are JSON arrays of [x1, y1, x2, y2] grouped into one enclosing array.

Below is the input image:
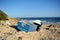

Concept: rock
[[0, 19, 60, 40], [9, 18, 18, 26]]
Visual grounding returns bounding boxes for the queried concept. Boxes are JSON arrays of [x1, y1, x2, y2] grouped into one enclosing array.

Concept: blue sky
[[0, 0, 60, 17]]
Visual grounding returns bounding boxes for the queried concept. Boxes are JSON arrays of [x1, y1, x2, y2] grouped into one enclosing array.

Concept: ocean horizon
[[17, 17, 60, 24]]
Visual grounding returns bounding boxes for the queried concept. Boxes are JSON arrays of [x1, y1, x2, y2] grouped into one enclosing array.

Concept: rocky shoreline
[[0, 18, 60, 40]]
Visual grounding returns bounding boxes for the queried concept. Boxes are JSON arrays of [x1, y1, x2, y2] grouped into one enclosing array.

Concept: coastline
[[0, 18, 60, 40]]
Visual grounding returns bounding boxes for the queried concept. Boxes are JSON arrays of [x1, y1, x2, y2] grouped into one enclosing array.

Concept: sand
[[0, 18, 60, 40]]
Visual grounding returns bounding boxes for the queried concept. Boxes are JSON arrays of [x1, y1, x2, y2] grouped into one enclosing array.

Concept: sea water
[[18, 17, 60, 24]]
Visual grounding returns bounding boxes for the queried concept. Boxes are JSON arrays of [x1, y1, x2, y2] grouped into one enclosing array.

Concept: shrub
[[0, 10, 9, 20]]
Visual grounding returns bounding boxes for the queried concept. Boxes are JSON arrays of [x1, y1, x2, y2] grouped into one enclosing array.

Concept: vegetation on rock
[[0, 10, 9, 20]]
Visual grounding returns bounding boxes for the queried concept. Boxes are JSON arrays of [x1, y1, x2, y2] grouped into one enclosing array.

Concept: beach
[[0, 18, 60, 40]]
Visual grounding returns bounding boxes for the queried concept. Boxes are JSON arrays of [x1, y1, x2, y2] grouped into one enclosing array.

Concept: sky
[[0, 0, 60, 17]]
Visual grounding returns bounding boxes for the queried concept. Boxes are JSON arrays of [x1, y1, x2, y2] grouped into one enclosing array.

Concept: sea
[[17, 17, 60, 24]]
